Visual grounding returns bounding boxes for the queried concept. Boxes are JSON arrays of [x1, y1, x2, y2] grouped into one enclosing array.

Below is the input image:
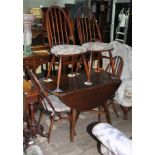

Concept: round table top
[[50, 45, 87, 56], [82, 42, 113, 52]]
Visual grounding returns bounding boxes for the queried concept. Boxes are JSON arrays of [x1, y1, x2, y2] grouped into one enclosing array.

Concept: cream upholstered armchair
[[92, 123, 132, 155], [102, 41, 132, 119]]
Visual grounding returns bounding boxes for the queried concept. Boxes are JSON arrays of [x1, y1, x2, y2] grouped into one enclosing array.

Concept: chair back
[[46, 6, 75, 48], [76, 6, 102, 44], [105, 56, 124, 78], [27, 69, 55, 113]]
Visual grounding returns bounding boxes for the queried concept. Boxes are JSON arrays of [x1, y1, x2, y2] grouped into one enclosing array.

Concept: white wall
[[23, 0, 76, 13]]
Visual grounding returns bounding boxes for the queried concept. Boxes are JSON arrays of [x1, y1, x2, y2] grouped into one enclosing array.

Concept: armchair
[[102, 41, 132, 119], [105, 56, 124, 118]]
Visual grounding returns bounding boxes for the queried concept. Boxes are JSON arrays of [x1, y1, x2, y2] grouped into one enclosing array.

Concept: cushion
[[42, 95, 70, 112], [50, 45, 87, 56], [102, 41, 132, 107], [82, 42, 113, 51], [114, 79, 132, 107], [92, 123, 132, 155]]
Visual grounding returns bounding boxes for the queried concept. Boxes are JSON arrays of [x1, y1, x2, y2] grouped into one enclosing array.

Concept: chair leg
[[103, 102, 112, 124], [111, 100, 119, 118], [48, 115, 54, 143], [75, 62, 81, 75], [120, 106, 129, 120], [98, 105, 103, 122], [70, 109, 77, 142], [37, 111, 44, 127], [108, 50, 115, 74], [97, 53, 103, 71], [47, 56, 55, 78]]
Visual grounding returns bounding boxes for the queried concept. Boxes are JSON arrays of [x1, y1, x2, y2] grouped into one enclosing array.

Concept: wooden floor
[[28, 104, 132, 155]]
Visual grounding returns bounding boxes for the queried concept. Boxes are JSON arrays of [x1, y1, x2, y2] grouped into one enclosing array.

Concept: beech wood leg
[[108, 50, 115, 74], [98, 105, 102, 122], [82, 54, 89, 80], [111, 100, 119, 118], [29, 102, 38, 137], [88, 52, 93, 82], [121, 106, 130, 120], [96, 52, 103, 72], [74, 111, 80, 136], [56, 56, 62, 91], [47, 56, 55, 78], [70, 109, 77, 142], [37, 111, 44, 127], [48, 115, 54, 143], [103, 101, 112, 124]]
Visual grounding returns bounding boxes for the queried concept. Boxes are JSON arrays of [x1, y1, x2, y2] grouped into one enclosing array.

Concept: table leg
[[103, 101, 112, 124], [70, 109, 77, 142], [29, 102, 38, 137], [23, 102, 47, 146]]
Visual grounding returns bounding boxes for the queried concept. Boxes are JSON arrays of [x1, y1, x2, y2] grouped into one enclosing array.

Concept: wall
[[23, 0, 76, 13]]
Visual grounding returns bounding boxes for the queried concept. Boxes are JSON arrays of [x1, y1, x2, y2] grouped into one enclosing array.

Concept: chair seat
[[43, 95, 70, 112], [82, 42, 113, 52], [92, 123, 132, 155], [50, 45, 87, 56]]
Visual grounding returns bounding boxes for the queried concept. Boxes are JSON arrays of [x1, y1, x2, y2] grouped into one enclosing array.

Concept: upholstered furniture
[[102, 41, 132, 119], [92, 123, 132, 155], [27, 69, 72, 143]]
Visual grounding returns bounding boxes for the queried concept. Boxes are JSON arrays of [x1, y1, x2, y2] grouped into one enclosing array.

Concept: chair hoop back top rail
[[46, 6, 75, 48], [76, 6, 102, 44]]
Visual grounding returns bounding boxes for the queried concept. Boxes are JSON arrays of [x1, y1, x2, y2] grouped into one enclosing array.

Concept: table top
[[23, 49, 50, 58], [41, 71, 121, 111]]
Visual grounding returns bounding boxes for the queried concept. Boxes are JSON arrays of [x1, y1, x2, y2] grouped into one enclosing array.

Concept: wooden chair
[[46, 6, 75, 47], [45, 6, 88, 92], [105, 56, 124, 117], [76, 6, 114, 71], [76, 6, 102, 43], [26, 69, 75, 143]]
